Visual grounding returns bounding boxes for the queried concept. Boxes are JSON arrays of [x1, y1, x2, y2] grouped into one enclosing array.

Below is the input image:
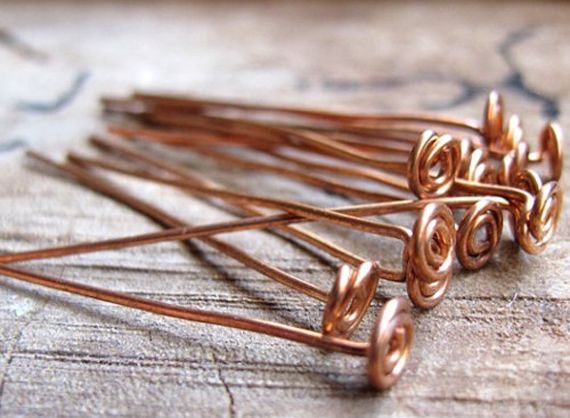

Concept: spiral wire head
[[511, 169, 543, 196], [405, 203, 456, 308], [501, 115, 523, 153], [322, 262, 379, 338], [482, 91, 527, 157], [513, 181, 563, 254], [483, 91, 505, 148], [462, 147, 498, 183], [458, 138, 473, 174], [538, 122, 563, 181], [498, 142, 530, 186], [408, 130, 462, 199], [367, 297, 413, 390], [456, 199, 504, 270]]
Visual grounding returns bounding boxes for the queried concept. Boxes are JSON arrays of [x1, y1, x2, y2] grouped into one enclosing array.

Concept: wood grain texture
[[0, 1, 569, 417]]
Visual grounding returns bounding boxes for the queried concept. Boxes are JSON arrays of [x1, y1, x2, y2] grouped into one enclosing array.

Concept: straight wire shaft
[[7, 150, 499, 264], [23, 151, 389, 337], [0, 264, 364, 355], [0, 261, 414, 390], [25, 151, 328, 300]]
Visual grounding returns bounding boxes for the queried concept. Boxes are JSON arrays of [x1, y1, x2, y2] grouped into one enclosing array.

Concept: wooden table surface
[[0, 1, 569, 417]]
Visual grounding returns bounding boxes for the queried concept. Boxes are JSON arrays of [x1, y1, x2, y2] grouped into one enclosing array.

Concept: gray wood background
[[0, 1, 569, 417]]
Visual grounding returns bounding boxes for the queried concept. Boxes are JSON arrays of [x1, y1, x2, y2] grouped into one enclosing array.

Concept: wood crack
[[211, 349, 237, 418], [0, 296, 51, 412], [0, 28, 48, 62], [499, 27, 560, 118], [16, 71, 90, 114]]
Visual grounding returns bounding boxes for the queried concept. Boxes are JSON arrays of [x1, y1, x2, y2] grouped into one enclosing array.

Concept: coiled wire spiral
[[484, 92, 563, 182], [461, 146, 497, 184], [513, 181, 563, 255], [367, 297, 414, 390], [536, 123, 563, 181], [456, 199, 503, 270], [408, 130, 562, 256], [499, 142, 530, 186], [322, 262, 379, 337], [408, 130, 462, 199], [405, 203, 456, 309], [482, 91, 523, 155]]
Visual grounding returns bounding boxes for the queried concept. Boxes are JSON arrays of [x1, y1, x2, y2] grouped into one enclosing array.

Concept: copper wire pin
[[65, 150, 457, 309], [85, 137, 519, 277], [104, 90, 563, 181], [16, 147, 463, 310], [408, 131, 562, 254], [20, 151, 391, 337], [2, 89, 564, 394], [90, 134, 509, 272], [0, 263, 413, 390]]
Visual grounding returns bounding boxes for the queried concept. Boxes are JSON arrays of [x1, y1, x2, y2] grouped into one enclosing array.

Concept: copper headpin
[[64, 147, 458, 309], [0, 89, 563, 394], [1, 152, 416, 388], [0, 262, 413, 391], [3, 146, 457, 310], [407, 130, 562, 255], [53, 133, 525, 301], [102, 98, 562, 218], [51, 118, 558, 302], [103, 90, 563, 182], [86, 138, 511, 301], [16, 152, 386, 338], [101, 130, 509, 273], [47, 135, 502, 308]]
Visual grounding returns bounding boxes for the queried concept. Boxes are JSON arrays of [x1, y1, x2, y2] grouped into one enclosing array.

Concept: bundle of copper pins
[[0, 91, 563, 390]]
